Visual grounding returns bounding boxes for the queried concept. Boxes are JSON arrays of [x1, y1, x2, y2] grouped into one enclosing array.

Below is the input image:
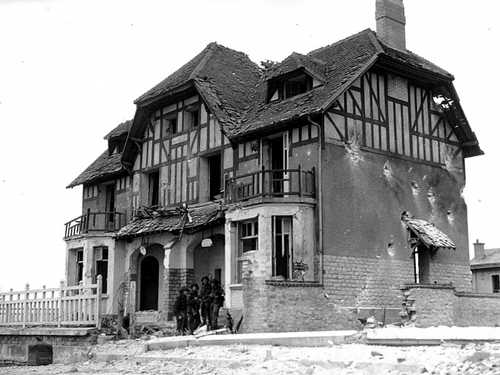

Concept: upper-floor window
[[163, 112, 178, 136], [267, 72, 313, 103], [83, 185, 98, 200], [148, 170, 160, 207], [185, 105, 199, 129]]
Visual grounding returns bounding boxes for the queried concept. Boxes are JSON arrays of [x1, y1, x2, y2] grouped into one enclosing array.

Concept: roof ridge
[[307, 28, 373, 56], [189, 42, 219, 80]]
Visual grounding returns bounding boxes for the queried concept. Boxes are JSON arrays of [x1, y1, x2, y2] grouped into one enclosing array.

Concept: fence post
[[58, 280, 64, 328], [96, 275, 102, 330], [23, 284, 29, 328]]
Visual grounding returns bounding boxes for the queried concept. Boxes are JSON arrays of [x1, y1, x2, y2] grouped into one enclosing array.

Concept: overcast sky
[[0, 0, 498, 291]]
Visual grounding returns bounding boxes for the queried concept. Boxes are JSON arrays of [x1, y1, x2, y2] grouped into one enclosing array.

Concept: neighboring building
[[471, 240, 500, 294], [64, 0, 482, 331]]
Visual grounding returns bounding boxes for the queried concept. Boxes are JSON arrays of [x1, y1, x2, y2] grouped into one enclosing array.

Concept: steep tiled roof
[[233, 29, 379, 138], [104, 120, 132, 140], [67, 150, 123, 188], [471, 249, 500, 269], [116, 202, 224, 238], [135, 43, 261, 128], [404, 218, 456, 250]]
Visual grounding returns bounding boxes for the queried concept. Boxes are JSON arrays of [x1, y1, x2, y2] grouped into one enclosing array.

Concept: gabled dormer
[[265, 52, 325, 103], [104, 119, 132, 156]]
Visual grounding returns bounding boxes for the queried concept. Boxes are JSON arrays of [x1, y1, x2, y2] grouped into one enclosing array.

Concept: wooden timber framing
[[324, 68, 461, 166], [131, 95, 233, 209]]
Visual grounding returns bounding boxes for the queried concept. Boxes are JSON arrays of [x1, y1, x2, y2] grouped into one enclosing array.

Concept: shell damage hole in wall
[[344, 138, 363, 164], [387, 241, 395, 257]]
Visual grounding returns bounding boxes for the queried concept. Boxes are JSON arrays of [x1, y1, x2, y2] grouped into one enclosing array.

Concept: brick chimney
[[376, 0, 406, 50], [473, 239, 485, 259]]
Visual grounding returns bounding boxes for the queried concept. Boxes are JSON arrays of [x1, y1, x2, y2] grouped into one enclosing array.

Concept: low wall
[[0, 328, 97, 365], [241, 278, 361, 332], [401, 284, 500, 327]]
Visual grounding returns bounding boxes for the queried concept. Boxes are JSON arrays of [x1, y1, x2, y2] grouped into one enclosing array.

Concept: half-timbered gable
[[324, 69, 464, 167], [130, 94, 233, 210]]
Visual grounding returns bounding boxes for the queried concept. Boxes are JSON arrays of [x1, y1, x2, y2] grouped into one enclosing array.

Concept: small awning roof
[[116, 202, 224, 239], [404, 218, 456, 250]]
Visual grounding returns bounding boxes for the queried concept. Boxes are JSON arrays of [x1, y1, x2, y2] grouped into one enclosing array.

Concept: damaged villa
[[4, 0, 497, 342]]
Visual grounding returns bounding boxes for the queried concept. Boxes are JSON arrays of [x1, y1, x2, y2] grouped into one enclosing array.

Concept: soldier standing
[[199, 276, 212, 329]]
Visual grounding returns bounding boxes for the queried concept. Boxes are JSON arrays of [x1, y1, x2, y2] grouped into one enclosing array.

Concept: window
[[148, 170, 160, 207], [272, 216, 293, 279], [94, 247, 108, 294], [284, 73, 310, 98], [208, 153, 222, 200], [266, 72, 313, 103], [493, 275, 500, 293], [163, 112, 178, 135], [76, 249, 84, 285], [413, 244, 430, 284], [185, 106, 199, 129], [239, 220, 258, 253], [83, 185, 98, 200]]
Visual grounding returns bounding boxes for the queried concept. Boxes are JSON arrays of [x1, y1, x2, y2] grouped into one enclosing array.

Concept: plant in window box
[[292, 260, 309, 281]]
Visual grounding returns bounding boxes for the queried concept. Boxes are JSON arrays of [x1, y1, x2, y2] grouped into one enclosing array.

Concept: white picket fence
[[0, 276, 103, 328]]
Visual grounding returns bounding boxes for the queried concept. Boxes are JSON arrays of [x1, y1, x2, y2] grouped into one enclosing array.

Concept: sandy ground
[[1, 341, 500, 375]]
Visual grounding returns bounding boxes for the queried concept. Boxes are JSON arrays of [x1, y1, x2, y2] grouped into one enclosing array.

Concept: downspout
[[307, 116, 324, 285]]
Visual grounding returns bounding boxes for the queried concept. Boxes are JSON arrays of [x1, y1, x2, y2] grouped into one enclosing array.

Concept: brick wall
[[162, 268, 194, 319], [324, 255, 471, 308], [402, 284, 500, 327], [241, 277, 360, 333]]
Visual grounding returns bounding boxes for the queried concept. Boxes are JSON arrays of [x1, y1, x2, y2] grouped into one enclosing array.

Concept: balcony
[[64, 211, 125, 240], [225, 166, 316, 204]]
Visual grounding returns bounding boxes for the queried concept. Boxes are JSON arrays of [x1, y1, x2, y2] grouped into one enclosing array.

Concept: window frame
[[238, 219, 259, 254], [272, 216, 293, 280], [492, 274, 500, 293], [76, 249, 84, 285], [94, 246, 109, 294]]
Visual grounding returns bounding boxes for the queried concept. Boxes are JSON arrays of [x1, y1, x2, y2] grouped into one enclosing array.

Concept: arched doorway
[[140, 256, 159, 311]]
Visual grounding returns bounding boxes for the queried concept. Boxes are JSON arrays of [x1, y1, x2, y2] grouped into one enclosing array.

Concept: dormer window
[[267, 71, 313, 103]]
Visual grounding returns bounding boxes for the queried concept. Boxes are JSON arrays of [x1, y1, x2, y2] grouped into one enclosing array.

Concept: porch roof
[[116, 202, 224, 238], [404, 218, 456, 250]]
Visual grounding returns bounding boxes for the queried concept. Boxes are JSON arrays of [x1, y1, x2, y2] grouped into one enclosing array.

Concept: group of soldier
[[173, 275, 225, 335]]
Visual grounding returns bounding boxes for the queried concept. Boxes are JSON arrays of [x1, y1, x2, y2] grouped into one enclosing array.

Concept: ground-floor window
[[272, 216, 293, 280], [492, 275, 500, 293], [76, 249, 84, 284], [94, 246, 108, 294]]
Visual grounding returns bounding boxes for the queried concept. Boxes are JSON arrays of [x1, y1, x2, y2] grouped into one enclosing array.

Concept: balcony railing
[[64, 211, 125, 239], [225, 166, 316, 204]]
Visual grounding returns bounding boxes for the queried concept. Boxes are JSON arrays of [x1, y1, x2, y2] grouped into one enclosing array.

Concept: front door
[[140, 256, 159, 311]]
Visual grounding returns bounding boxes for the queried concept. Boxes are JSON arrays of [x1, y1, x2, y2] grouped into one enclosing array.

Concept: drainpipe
[[307, 116, 324, 285]]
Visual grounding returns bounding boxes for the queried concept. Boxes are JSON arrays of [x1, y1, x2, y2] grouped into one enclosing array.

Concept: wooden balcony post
[[58, 280, 64, 327], [261, 165, 265, 196], [96, 275, 102, 330]]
